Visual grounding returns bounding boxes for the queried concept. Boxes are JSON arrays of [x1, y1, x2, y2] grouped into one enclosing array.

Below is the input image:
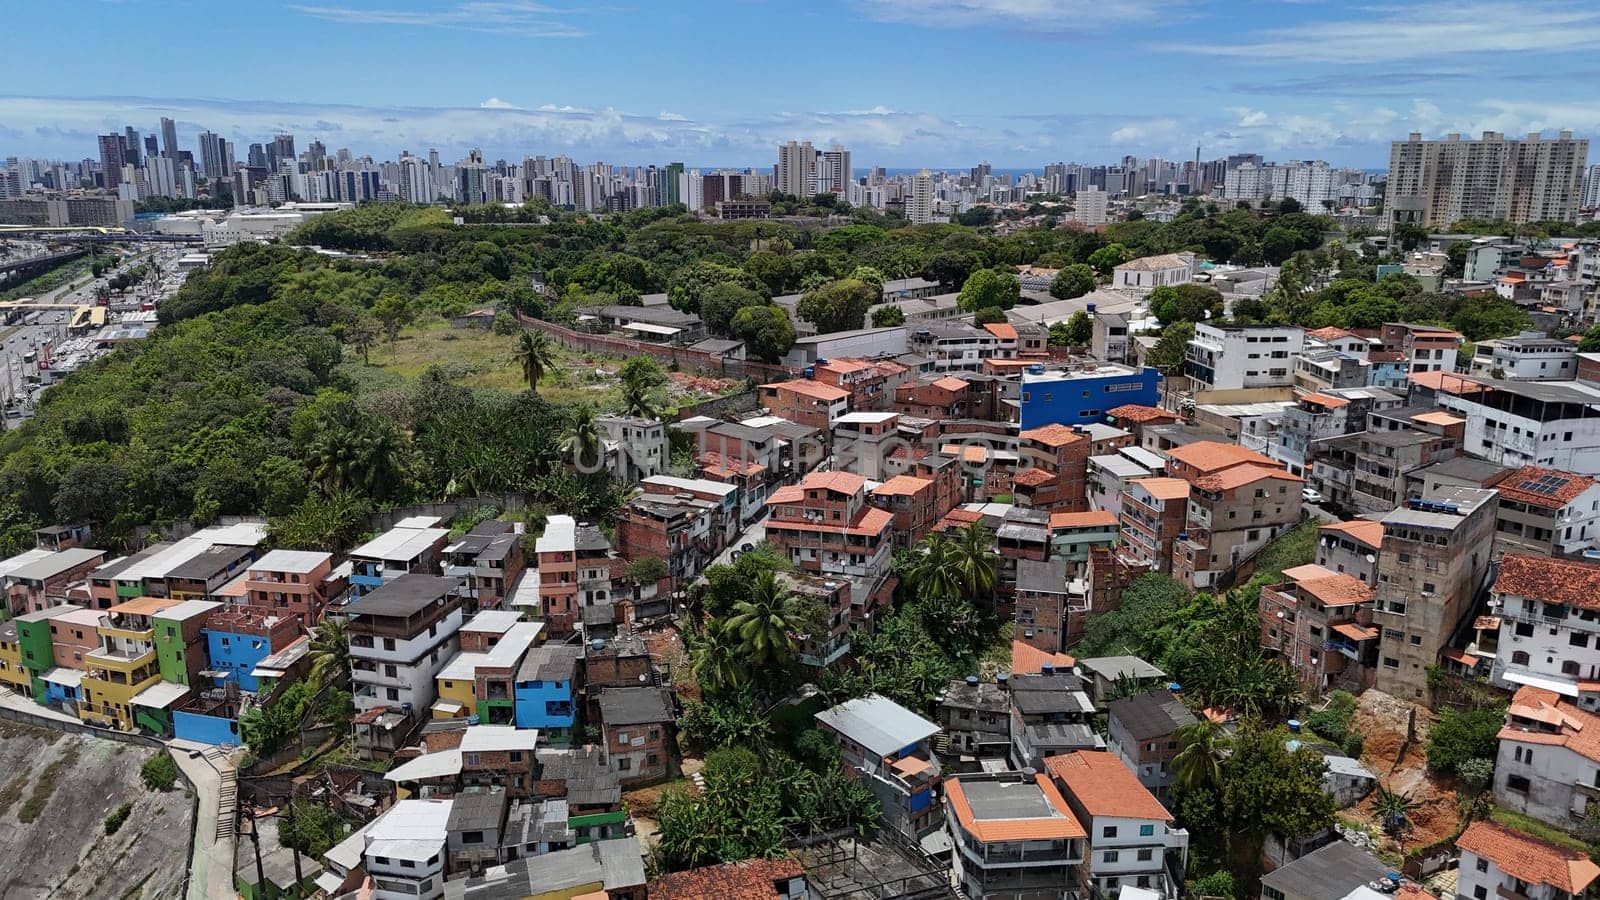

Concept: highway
[[0, 244, 180, 421]]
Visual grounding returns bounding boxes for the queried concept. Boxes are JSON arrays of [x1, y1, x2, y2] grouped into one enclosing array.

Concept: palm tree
[[563, 403, 604, 472], [1372, 785, 1418, 839], [1171, 718, 1231, 795], [688, 618, 746, 693], [512, 330, 556, 394], [306, 404, 404, 498], [951, 523, 999, 603], [725, 571, 804, 667], [307, 616, 350, 689], [619, 371, 660, 420], [905, 532, 964, 601]]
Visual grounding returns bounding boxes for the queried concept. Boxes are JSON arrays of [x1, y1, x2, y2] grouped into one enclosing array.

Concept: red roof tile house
[[1488, 553, 1600, 701], [648, 858, 809, 900], [868, 474, 942, 549], [1455, 820, 1600, 900], [1172, 461, 1303, 590], [1119, 478, 1190, 576], [811, 357, 904, 411], [766, 471, 896, 624], [1487, 465, 1600, 559], [1495, 684, 1600, 830], [1015, 424, 1091, 513], [944, 771, 1087, 900], [1107, 404, 1179, 441], [1046, 750, 1190, 899], [759, 379, 851, 437], [1259, 564, 1378, 693], [894, 374, 993, 421], [1316, 518, 1385, 587]]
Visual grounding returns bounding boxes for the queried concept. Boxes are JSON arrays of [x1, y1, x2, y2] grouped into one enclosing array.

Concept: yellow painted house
[[0, 621, 31, 695], [433, 651, 486, 719], [80, 597, 181, 730]]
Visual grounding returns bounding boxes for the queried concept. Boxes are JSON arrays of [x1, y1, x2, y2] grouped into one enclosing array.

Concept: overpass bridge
[[0, 248, 88, 286], [0, 225, 201, 244]]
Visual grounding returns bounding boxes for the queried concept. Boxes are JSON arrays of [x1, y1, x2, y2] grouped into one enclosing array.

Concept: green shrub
[[141, 752, 178, 792], [1343, 734, 1365, 759], [1191, 870, 1235, 898], [1428, 704, 1506, 775], [104, 801, 132, 834]]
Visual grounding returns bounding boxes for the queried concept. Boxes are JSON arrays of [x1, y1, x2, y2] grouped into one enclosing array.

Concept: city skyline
[[5, 1, 1600, 167]]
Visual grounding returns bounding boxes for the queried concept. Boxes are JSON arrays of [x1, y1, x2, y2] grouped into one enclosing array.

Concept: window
[[1103, 825, 1118, 838], [1475, 858, 1489, 873], [1512, 651, 1530, 666], [617, 757, 631, 771], [1506, 774, 1530, 793], [1409, 634, 1422, 646], [1137, 848, 1154, 861], [1104, 850, 1120, 863], [1383, 657, 1400, 669], [1139, 824, 1155, 836]]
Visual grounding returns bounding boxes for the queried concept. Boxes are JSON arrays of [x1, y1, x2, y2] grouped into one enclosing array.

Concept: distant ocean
[[856, 167, 1043, 178]]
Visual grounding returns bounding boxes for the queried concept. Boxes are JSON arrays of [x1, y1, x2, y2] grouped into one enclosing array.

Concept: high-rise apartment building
[[159, 117, 178, 158], [122, 127, 142, 167], [272, 133, 297, 171], [1074, 187, 1107, 226], [1386, 131, 1589, 230], [906, 169, 936, 224], [818, 145, 852, 195], [1583, 163, 1600, 209], [776, 140, 816, 198], [98, 134, 125, 190], [197, 131, 223, 178], [661, 161, 684, 206]]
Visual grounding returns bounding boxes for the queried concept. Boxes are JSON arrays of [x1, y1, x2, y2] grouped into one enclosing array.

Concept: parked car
[[1302, 487, 1323, 504]]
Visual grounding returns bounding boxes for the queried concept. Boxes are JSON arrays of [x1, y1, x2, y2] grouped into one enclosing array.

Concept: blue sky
[[4, 0, 1600, 168]]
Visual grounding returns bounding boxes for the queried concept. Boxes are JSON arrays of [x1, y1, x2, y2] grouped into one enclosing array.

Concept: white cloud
[[657, 111, 687, 121], [1229, 107, 1270, 127], [854, 0, 1181, 30], [479, 97, 518, 109], [289, 2, 589, 38], [1192, 1, 1600, 63]]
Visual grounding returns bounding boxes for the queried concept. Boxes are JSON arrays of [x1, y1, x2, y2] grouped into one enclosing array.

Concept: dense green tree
[[725, 571, 806, 667], [1049, 263, 1096, 300], [562, 403, 603, 470], [618, 357, 667, 420], [308, 616, 350, 689], [1148, 321, 1195, 373], [1150, 283, 1224, 324], [1061, 310, 1093, 346], [871, 305, 906, 327], [922, 249, 979, 290], [1088, 243, 1132, 278], [699, 282, 769, 337], [1173, 718, 1231, 795], [973, 306, 1007, 324], [731, 305, 796, 363], [796, 278, 875, 333], [668, 261, 769, 313], [1427, 704, 1507, 774], [957, 268, 1020, 312]]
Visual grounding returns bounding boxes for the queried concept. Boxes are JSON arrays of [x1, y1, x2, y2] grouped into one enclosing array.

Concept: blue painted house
[[201, 608, 299, 693], [514, 643, 581, 744], [1018, 364, 1162, 430]]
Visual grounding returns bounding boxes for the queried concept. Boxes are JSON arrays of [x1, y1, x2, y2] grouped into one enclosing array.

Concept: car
[[1302, 488, 1323, 504]]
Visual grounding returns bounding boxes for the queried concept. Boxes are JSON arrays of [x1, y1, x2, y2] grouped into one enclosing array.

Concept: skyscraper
[[662, 161, 684, 206], [98, 133, 126, 189], [160, 116, 179, 157], [776, 140, 816, 198], [1386, 130, 1590, 230], [818, 145, 852, 195], [906, 170, 936, 224], [1074, 187, 1107, 227], [122, 126, 142, 167], [198, 131, 223, 178]]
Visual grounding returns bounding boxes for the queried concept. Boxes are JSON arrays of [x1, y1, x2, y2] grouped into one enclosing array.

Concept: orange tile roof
[[649, 858, 807, 900], [799, 471, 868, 495], [1307, 326, 1357, 342], [1319, 518, 1384, 548], [1412, 410, 1465, 427], [1491, 465, 1596, 509], [1014, 468, 1056, 487], [1494, 553, 1600, 610], [982, 322, 1019, 340], [816, 358, 871, 374], [892, 755, 932, 777], [763, 379, 850, 402], [1021, 423, 1086, 448], [769, 507, 893, 538], [1165, 441, 1276, 474], [931, 376, 971, 392], [698, 452, 765, 479], [1284, 566, 1374, 606], [1497, 685, 1600, 762], [767, 484, 804, 505], [870, 474, 933, 497], [1407, 370, 1480, 394], [1300, 392, 1350, 409], [1331, 622, 1378, 641], [1011, 639, 1076, 674], [945, 773, 1087, 843], [941, 444, 991, 463], [935, 509, 985, 531], [1191, 463, 1303, 492], [107, 596, 185, 617], [1050, 510, 1119, 530], [1108, 404, 1174, 423], [1129, 477, 1190, 501], [1045, 750, 1173, 822], [1456, 820, 1600, 893]]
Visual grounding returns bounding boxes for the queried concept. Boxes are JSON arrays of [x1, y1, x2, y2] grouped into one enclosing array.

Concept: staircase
[[206, 746, 237, 841], [932, 732, 952, 756]]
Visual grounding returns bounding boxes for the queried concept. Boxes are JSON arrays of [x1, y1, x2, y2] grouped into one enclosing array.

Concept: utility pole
[[285, 794, 305, 898]]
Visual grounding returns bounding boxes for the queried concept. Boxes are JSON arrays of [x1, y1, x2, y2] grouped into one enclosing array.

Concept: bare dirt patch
[[1343, 689, 1462, 852]]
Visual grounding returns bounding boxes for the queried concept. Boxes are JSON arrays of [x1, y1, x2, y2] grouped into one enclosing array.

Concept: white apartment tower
[[776, 140, 817, 198], [1386, 130, 1589, 230], [1075, 187, 1108, 227], [818, 145, 852, 195], [906, 169, 936, 224]]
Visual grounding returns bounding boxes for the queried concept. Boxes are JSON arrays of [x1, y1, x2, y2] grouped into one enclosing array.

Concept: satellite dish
[[638, 674, 648, 683], [1365, 554, 1376, 563]]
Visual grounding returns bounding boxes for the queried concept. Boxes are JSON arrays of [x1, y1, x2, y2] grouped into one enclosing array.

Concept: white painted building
[[1047, 751, 1189, 899], [1074, 188, 1107, 227], [1488, 554, 1600, 700], [1112, 253, 1196, 291], [363, 798, 452, 900], [346, 574, 464, 713], [1455, 820, 1600, 900], [1488, 332, 1579, 381], [1184, 324, 1305, 391], [1434, 378, 1600, 474], [1494, 685, 1600, 830]]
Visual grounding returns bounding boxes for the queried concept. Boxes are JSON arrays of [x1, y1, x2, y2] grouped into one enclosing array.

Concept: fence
[[674, 389, 761, 422], [0, 700, 167, 749], [516, 314, 801, 387]]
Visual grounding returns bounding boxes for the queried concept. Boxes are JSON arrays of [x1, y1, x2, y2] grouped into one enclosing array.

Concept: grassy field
[[349, 318, 625, 406], [1489, 806, 1599, 858], [348, 317, 746, 414]]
